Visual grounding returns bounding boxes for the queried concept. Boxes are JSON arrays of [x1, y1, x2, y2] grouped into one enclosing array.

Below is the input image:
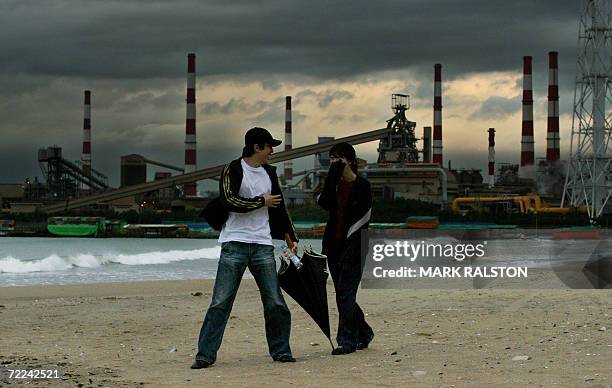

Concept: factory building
[[154, 172, 176, 208], [363, 165, 458, 204], [120, 154, 147, 187], [0, 184, 25, 211], [13, 51, 573, 215]]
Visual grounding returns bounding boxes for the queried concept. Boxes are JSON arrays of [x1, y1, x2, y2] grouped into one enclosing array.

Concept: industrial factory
[[284, 54, 565, 211], [1, 0, 612, 230]]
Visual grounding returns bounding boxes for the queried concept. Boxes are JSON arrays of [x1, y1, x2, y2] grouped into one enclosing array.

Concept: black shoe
[[331, 346, 356, 355], [190, 359, 212, 369], [273, 354, 296, 363], [357, 332, 374, 350]]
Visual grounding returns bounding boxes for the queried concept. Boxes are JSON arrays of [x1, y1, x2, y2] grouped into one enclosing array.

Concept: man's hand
[[289, 241, 298, 254], [263, 192, 282, 208]]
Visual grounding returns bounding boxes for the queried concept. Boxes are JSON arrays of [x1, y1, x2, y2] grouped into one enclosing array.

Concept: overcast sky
[[0, 0, 584, 190]]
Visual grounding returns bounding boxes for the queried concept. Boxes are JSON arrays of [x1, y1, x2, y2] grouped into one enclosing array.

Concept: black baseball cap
[[245, 127, 282, 147]]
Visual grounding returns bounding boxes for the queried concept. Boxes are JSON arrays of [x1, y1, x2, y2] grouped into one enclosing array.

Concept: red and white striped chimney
[[488, 128, 495, 187], [82, 90, 91, 177], [284, 96, 293, 180], [433, 64, 443, 165], [520, 56, 534, 175], [184, 53, 197, 196], [546, 51, 560, 162], [423, 126, 432, 163]]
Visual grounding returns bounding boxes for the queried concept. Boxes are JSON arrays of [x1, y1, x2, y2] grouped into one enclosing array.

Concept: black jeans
[[327, 241, 373, 349]]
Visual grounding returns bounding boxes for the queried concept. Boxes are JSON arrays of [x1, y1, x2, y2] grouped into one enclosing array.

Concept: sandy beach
[[1, 280, 611, 387]]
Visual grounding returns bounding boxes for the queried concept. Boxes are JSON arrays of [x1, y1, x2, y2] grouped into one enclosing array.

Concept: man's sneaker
[[357, 332, 374, 350], [273, 354, 296, 363], [331, 346, 356, 355], [190, 359, 212, 369]]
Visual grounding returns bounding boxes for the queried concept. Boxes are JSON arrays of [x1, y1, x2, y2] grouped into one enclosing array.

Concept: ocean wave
[[0, 247, 221, 273]]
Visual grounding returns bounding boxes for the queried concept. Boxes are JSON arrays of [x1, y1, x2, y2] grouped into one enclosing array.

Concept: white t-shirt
[[218, 158, 273, 246]]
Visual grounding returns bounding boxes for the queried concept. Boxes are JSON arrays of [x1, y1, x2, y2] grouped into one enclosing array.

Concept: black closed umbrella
[[278, 247, 335, 350]]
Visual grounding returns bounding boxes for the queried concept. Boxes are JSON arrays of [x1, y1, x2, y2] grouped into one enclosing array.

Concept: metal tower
[[377, 94, 419, 163], [562, 0, 612, 219]]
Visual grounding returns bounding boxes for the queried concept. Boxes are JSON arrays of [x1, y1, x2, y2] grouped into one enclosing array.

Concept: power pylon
[[562, 0, 612, 220]]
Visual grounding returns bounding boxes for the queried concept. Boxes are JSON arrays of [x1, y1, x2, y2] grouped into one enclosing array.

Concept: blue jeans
[[196, 241, 292, 363]]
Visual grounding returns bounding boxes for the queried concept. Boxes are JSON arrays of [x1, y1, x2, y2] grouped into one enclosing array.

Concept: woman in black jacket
[[317, 142, 374, 355]]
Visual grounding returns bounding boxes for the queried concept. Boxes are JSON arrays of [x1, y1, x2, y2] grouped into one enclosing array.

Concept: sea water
[[0, 236, 603, 287], [0, 238, 323, 287]]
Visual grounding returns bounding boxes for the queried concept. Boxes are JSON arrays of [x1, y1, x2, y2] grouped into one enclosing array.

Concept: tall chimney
[[520, 56, 535, 176], [433, 64, 443, 165], [82, 90, 91, 177], [284, 96, 293, 180], [184, 53, 197, 196], [488, 128, 495, 187], [423, 126, 432, 163], [546, 51, 560, 162]]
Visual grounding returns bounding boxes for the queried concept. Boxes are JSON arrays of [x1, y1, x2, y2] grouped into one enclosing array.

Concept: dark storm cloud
[[318, 91, 354, 108], [111, 91, 184, 113], [323, 114, 368, 125], [295, 89, 355, 108], [0, 0, 585, 185], [0, 0, 580, 80], [201, 98, 278, 116], [469, 95, 521, 120], [261, 79, 283, 91], [199, 96, 307, 127], [251, 105, 307, 126]]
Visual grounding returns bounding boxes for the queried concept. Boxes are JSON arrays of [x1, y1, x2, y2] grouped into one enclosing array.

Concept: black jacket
[[203, 158, 297, 242], [318, 172, 372, 261]]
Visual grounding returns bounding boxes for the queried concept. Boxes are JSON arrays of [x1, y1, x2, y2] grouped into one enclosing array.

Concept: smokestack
[[284, 96, 293, 180], [488, 128, 495, 187], [82, 90, 91, 177], [423, 126, 432, 163], [184, 53, 197, 196], [546, 51, 560, 162], [433, 64, 443, 165], [520, 56, 534, 176]]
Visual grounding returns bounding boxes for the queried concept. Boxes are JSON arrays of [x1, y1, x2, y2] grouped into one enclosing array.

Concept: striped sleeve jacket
[[212, 158, 297, 242]]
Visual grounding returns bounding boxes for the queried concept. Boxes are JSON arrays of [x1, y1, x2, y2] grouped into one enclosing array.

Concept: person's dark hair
[[242, 143, 266, 157], [329, 142, 358, 173]]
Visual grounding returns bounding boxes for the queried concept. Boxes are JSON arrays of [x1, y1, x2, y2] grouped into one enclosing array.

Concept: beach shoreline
[[1, 279, 611, 386]]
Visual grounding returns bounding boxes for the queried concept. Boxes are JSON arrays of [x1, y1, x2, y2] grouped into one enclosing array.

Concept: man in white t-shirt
[[192, 127, 298, 369]]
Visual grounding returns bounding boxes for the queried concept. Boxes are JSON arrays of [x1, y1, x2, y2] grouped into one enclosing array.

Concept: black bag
[[201, 197, 228, 231]]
